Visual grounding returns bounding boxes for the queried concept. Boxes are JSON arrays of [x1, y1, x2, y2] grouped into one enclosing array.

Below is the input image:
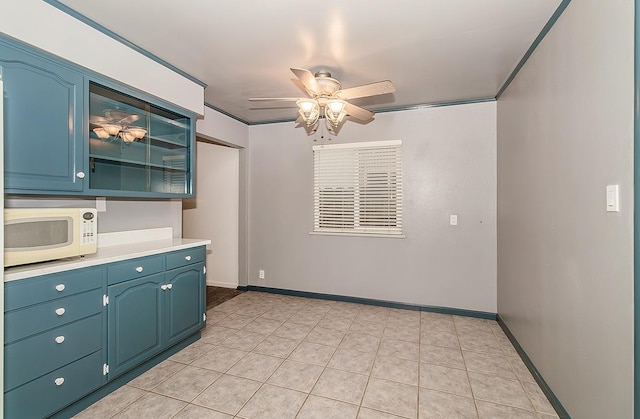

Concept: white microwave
[[4, 208, 98, 267]]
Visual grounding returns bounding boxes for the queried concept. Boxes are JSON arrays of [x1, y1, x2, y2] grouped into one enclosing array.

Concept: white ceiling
[[58, 0, 563, 124]]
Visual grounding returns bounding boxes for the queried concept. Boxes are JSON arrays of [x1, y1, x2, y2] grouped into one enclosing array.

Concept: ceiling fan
[[90, 110, 147, 143], [250, 68, 395, 133]]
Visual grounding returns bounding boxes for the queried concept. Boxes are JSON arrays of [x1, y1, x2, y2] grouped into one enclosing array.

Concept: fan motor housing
[[314, 70, 342, 95]]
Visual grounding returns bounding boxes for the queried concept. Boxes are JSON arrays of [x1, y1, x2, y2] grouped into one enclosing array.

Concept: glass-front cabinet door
[[88, 82, 192, 196]]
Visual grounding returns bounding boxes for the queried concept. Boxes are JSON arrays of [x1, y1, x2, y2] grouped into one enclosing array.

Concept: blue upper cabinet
[[1, 36, 195, 198], [88, 82, 193, 197], [0, 40, 85, 193]]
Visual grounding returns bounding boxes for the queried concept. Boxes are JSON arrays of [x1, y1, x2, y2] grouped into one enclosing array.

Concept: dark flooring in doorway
[[206, 286, 244, 310]]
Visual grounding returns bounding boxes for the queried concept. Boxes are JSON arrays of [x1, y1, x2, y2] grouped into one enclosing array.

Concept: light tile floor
[[75, 292, 559, 419]]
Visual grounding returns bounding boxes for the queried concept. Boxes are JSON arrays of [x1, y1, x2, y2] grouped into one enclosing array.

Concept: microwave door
[[4, 217, 74, 267], [5, 218, 73, 250]]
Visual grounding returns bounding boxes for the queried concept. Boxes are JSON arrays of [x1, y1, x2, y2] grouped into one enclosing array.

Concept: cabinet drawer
[[5, 314, 102, 391], [4, 351, 103, 419], [5, 266, 103, 311], [107, 254, 164, 285], [5, 289, 103, 344], [166, 246, 205, 270]]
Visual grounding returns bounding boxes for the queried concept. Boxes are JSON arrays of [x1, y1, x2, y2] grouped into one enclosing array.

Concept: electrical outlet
[[259, 270, 265, 279]]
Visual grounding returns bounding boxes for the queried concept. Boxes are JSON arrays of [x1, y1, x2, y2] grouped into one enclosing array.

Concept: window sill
[[309, 231, 406, 239]]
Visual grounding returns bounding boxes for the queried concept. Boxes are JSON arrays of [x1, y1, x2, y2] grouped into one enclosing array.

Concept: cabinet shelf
[[150, 112, 189, 130], [89, 128, 186, 150], [145, 135, 187, 149], [89, 155, 187, 172]]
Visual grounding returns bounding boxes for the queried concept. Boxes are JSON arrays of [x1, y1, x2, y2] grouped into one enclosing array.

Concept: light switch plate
[[606, 185, 619, 212], [449, 214, 458, 226]]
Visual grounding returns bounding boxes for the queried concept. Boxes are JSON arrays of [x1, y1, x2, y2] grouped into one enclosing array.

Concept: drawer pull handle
[[54, 377, 65, 386], [55, 336, 65, 344], [55, 284, 66, 292], [55, 308, 66, 316], [135, 266, 144, 273], [185, 255, 192, 261], [76, 171, 85, 179], [166, 283, 173, 290], [161, 284, 167, 291]]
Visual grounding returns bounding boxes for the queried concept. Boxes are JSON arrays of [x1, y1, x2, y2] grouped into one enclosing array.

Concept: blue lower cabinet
[[3, 246, 207, 417], [165, 263, 205, 346], [5, 351, 103, 419], [4, 266, 103, 312], [3, 266, 107, 418], [107, 273, 164, 379], [107, 257, 205, 380], [5, 288, 104, 343], [5, 314, 102, 392]]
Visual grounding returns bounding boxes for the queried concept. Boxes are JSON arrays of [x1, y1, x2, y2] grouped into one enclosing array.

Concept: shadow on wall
[[183, 198, 196, 210]]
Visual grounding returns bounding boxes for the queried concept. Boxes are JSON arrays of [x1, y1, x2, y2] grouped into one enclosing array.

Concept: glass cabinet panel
[[88, 82, 191, 195]]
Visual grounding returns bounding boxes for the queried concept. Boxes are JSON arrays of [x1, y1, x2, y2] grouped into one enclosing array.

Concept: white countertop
[[5, 237, 211, 282]]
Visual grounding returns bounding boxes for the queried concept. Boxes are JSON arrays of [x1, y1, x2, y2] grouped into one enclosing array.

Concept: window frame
[[311, 140, 404, 238]]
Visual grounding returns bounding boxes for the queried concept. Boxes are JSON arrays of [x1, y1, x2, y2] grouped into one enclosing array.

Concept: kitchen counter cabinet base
[[4, 245, 207, 418]]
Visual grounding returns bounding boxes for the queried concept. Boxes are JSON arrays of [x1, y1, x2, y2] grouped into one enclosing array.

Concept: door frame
[[634, 0, 639, 416]]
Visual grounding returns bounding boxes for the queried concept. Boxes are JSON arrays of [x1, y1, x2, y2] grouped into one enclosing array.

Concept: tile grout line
[[185, 298, 291, 417], [453, 317, 482, 419], [293, 305, 348, 418], [220, 297, 294, 418], [240, 298, 315, 418], [85, 292, 556, 418]]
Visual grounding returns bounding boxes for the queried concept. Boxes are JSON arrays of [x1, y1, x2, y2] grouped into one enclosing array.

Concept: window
[[313, 140, 403, 236]]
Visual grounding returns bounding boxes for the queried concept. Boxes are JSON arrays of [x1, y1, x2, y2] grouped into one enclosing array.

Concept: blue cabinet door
[[0, 41, 84, 192], [107, 273, 164, 379], [165, 263, 204, 346]]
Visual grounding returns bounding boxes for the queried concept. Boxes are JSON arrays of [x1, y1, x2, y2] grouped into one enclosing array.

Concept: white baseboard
[[207, 280, 239, 289]]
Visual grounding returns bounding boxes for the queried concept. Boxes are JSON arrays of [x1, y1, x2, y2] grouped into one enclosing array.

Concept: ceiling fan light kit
[[93, 124, 147, 144], [92, 126, 110, 139], [296, 98, 320, 127], [325, 98, 347, 127], [250, 68, 395, 135], [91, 109, 147, 144]]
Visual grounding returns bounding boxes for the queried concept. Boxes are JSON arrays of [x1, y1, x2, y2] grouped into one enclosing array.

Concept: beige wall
[[183, 141, 240, 287], [5, 196, 183, 238], [248, 102, 497, 312], [196, 106, 249, 286], [496, 1, 634, 417], [0, 0, 204, 115]]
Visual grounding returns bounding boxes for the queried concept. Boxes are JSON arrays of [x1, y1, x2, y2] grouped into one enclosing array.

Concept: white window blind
[[313, 140, 403, 236]]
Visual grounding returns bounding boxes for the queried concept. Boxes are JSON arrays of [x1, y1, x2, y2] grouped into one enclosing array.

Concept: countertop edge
[[4, 238, 212, 282]]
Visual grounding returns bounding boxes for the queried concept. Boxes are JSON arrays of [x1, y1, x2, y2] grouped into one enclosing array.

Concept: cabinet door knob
[[166, 283, 173, 290], [185, 255, 191, 261], [135, 266, 144, 273], [55, 284, 66, 292], [55, 336, 65, 344], [55, 308, 66, 316], [161, 284, 167, 290], [76, 172, 85, 179], [54, 377, 65, 386]]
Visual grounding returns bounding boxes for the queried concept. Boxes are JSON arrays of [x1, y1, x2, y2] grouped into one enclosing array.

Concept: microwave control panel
[[80, 210, 97, 246]]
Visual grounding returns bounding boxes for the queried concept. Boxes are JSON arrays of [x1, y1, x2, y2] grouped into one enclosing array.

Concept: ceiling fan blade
[[345, 102, 374, 121], [249, 97, 300, 102], [90, 116, 110, 124], [337, 80, 395, 100], [291, 68, 322, 96], [120, 114, 140, 124]]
